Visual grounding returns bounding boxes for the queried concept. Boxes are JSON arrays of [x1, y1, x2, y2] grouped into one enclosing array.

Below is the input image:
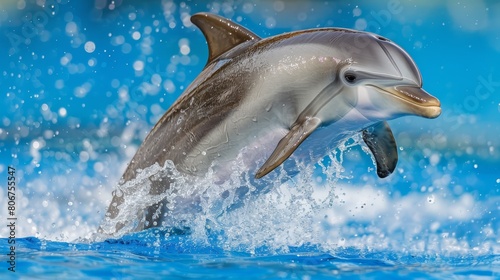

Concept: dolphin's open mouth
[[372, 85, 441, 119]]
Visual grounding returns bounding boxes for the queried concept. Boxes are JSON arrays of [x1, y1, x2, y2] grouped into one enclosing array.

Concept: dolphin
[[100, 13, 441, 235]]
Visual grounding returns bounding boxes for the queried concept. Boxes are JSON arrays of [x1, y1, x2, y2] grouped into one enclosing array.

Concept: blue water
[[1, 0, 499, 278], [5, 233, 498, 279]]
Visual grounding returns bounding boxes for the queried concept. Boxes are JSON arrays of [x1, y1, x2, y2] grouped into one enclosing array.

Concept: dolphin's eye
[[344, 73, 357, 83]]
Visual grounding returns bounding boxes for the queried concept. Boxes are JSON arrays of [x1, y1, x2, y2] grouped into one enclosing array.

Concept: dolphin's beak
[[374, 85, 441, 119]]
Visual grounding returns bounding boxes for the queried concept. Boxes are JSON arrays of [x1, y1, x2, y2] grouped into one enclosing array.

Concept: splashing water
[[93, 135, 495, 257], [96, 136, 357, 244]]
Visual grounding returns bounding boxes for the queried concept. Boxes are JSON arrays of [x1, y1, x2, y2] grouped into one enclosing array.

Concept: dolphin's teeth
[[394, 86, 441, 107]]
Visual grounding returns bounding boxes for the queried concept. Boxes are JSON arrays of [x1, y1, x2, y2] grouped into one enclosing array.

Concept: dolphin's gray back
[[122, 59, 253, 182]]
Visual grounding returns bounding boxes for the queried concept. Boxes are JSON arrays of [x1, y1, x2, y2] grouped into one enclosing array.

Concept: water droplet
[[265, 103, 272, 112], [84, 41, 96, 53], [42, 200, 48, 207], [252, 117, 257, 122], [496, 178, 500, 184], [427, 195, 435, 204], [132, 31, 141, 40], [473, 164, 478, 169], [114, 189, 123, 198], [201, 151, 206, 156]]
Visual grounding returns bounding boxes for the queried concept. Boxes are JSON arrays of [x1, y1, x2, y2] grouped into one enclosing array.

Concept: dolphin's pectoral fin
[[256, 117, 321, 179], [191, 13, 261, 65], [362, 121, 398, 178]]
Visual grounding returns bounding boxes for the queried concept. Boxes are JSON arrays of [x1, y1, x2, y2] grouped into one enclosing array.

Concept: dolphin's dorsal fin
[[191, 13, 261, 65], [255, 117, 321, 179], [362, 121, 398, 178]]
